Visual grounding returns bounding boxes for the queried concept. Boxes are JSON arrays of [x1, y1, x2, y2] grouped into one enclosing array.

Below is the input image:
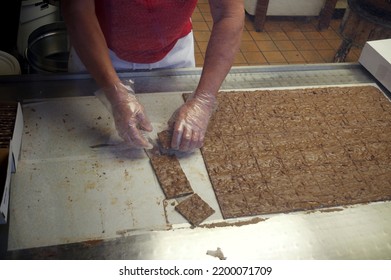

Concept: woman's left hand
[[168, 91, 217, 152]]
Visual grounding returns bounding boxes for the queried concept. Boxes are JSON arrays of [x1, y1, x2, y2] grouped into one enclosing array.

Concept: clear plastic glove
[[168, 90, 217, 152], [95, 81, 153, 149]]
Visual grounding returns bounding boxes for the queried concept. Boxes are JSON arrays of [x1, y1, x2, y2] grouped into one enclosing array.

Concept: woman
[[61, 0, 244, 152]]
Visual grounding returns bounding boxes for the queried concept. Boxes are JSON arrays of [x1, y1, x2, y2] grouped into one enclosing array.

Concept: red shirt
[[95, 0, 198, 63]]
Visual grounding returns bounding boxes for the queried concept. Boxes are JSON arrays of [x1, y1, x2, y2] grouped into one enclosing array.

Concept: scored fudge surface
[[201, 86, 391, 219], [149, 153, 194, 199], [175, 193, 215, 226]]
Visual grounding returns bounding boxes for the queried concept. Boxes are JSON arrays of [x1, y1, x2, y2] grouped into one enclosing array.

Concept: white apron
[[68, 32, 196, 73]]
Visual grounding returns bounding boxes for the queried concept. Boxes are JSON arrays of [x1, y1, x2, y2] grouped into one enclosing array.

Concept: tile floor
[[192, 2, 362, 67]]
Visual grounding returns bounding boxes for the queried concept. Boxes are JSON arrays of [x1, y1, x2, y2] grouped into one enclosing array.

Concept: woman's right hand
[[96, 81, 153, 149]]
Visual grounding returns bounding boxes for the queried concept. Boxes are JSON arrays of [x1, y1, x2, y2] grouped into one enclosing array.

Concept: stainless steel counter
[[1, 63, 391, 260], [0, 63, 383, 100]]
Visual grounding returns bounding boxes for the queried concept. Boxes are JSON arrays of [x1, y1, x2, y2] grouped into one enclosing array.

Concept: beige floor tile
[[345, 52, 360, 62], [242, 31, 255, 41], [191, 12, 204, 22], [351, 47, 363, 58], [197, 3, 210, 13], [320, 29, 342, 40], [256, 41, 279, 52], [283, 51, 306, 63], [243, 52, 268, 65], [304, 31, 325, 40], [318, 49, 337, 63], [268, 31, 289, 41], [250, 31, 272, 41], [286, 31, 307, 41], [292, 40, 315, 51], [298, 22, 318, 32], [195, 53, 204, 67], [206, 21, 213, 30], [233, 52, 248, 66], [196, 41, 208, 53], [192, 21, 210, 31], [275, 40, 297, 51], [310, 39, 333, 50], [202, 12, 213, 22], [300, 50, 325, 63], [280, 21, 301, 32], [345, 47, 362, 62], [263, 51, 287, 64], [240, 41, 260, 52], [193, 31, 211, 42], [327, 39, 343, 50], [264, 21, 284, 32], [194, 41, 201, 54]]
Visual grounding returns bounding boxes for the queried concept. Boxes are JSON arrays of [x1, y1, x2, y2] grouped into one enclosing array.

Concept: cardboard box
[[0, 103, 23, 224], [359, 39, 391, 93]]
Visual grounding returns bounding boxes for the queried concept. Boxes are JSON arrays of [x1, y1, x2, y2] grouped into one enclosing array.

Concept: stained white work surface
[[8, 93, 220, 250], [7, 91, 391, 259]]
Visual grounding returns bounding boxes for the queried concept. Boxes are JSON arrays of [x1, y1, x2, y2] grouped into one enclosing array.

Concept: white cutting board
[[8, 92, 220, 250]]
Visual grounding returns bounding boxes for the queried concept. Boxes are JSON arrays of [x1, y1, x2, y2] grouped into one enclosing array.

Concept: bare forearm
[[61, 0, 120, 89], [195, 0, 244, 97]]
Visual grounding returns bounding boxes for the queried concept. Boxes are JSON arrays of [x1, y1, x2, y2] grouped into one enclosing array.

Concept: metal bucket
[[26, 21, 69, 73]]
